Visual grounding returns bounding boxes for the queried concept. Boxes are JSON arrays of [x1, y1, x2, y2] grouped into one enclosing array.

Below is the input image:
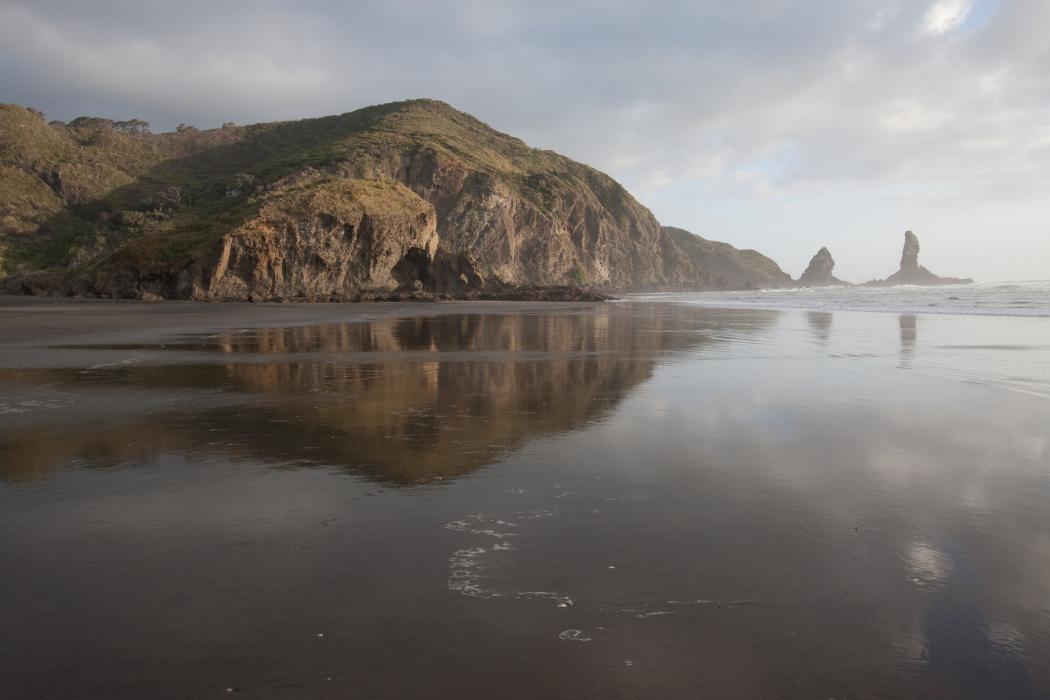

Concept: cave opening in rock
[[391, 247, 432, 288]]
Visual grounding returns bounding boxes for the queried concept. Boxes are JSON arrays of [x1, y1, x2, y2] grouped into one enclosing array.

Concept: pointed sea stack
[[798, 246, 848, 287], [866, 231, 972, 286], [899, 230, 921, 274]]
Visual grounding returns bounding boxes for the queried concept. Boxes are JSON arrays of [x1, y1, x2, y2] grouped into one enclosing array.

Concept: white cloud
[[921, 0, 974, 36], [879, 101, 950, 133]]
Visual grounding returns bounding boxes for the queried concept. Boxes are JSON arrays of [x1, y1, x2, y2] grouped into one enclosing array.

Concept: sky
[[1, 0, 1048, 282]]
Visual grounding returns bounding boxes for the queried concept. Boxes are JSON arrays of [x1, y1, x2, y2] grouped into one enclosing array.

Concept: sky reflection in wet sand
[[1, 302, 1048, 699]]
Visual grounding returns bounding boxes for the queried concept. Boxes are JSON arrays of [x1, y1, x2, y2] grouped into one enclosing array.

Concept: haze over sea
[[628, 279, 1050, 318]]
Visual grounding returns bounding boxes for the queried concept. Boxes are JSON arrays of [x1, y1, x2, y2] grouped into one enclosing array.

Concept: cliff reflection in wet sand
[[0, 306, 773, 484]]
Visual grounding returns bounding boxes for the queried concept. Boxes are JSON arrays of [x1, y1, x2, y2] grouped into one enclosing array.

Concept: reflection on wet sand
[[899, 314, 917, 367], [806, 311, 833, 342], [2, 302, 1050, 699], [916, 543, 1035, 698], [0, 306, 777, 484]]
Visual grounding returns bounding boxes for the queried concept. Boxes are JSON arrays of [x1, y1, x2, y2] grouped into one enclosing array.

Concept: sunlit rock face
[[199, 180, 439, 300], [59, 178, 446, 302], [385, 146, 723, 291]]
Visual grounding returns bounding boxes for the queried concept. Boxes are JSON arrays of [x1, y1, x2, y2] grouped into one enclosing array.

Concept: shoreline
[[0, 295, 616, 348], [618, 280, 1050, 318], [3, 292, 1048, 351]]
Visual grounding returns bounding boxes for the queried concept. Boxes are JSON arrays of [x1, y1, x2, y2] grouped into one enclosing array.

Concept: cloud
[[0, 0, 1047, 281], [921, 0, 974, 35]]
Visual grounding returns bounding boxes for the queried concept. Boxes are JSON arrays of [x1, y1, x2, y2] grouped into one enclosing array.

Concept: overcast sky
[[2, 0, 1047, 281]]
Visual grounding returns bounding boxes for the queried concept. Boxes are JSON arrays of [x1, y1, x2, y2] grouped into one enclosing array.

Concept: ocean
[[625, 279, 1050, 317]]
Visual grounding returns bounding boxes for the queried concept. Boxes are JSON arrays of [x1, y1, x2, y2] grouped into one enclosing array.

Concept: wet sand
[[1, 298, 1049, 698]]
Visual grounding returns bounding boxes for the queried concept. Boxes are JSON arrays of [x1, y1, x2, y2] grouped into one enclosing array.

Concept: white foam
[[514, 508, 556, 519], [446, 546, 502, 599], [444, 514, 517, 538], [85, 357, 144, 370], [620, 280, 1050, 318], [557, 629, 592, 642], [518, 591, 574, 607]]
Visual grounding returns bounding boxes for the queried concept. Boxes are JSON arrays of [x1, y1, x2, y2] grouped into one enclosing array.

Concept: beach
[[1, 297, 1049, 698]]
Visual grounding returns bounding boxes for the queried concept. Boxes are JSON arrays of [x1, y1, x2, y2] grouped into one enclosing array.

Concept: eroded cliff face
[[383, 148, 714, 290], [81, 178, 444, 301], [201, 179, 439, 300], [867, 231, 972, 286], [799, 247, 848, 287]]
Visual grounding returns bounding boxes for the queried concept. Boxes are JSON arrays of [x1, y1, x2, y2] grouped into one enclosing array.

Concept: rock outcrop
[[867, 231, 972, 286], [662, 226, 792, 289], [899, 230, 921, 272], [0, 99, 788, 299], [2, 176, 608, 302], [798, 246, 848, 287], [206, 180, 438, 300], [385, 144, 720, 291], [54, 179, 434, 301]]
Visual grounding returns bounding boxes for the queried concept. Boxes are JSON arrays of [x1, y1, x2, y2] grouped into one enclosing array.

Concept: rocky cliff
[[798, 246, 848, 287], [866, 231, 972, 286], [87, 178, 447, 301], [662, 226, 793, 289], [0, 99, 759, 300]]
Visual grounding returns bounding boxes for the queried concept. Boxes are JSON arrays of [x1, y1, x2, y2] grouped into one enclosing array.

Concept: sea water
[[625, 279, 1050, 317]]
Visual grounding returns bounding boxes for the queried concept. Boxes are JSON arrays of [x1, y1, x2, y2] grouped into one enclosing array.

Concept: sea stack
[[867, 231, 972, 286], [798, 247, 848, 287], [899, 230, 921, 274]]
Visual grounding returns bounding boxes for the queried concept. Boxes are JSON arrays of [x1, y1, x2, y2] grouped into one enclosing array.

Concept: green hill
[[0, 99, 788, 299]]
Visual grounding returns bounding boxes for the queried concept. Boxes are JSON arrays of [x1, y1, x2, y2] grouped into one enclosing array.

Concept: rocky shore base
[[0, 271, 609, 303]]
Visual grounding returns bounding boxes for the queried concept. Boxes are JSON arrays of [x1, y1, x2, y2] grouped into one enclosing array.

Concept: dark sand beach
[[1, 298, 1049, 699]]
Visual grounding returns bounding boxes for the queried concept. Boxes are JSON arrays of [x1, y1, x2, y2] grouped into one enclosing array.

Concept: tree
[[159, 185, 185, 209], [224, 172, 255, 198], [113, 119, 151, 136], [69, 116, 114, 130]]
